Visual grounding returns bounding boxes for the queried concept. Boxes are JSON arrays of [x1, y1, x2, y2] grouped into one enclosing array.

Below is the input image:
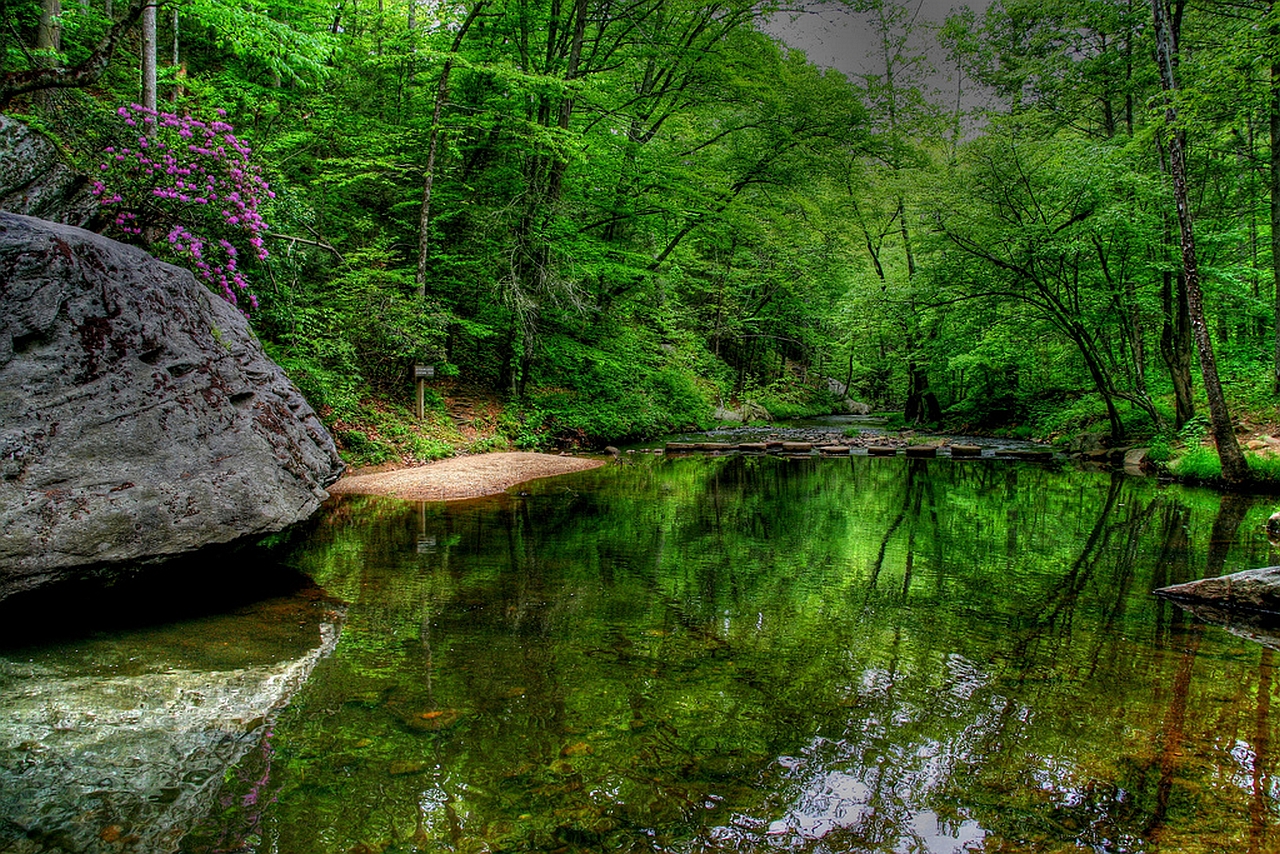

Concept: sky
[[764, 0, 994, 83]]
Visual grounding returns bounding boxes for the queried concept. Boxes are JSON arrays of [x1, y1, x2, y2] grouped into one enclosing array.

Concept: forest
[[4, 0, 1280, 483]]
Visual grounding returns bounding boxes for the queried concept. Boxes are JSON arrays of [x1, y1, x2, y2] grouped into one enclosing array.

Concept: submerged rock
[[0, 213, 343, 600], [1155, 566, 1280, 613], [0, 595, 341, 854]]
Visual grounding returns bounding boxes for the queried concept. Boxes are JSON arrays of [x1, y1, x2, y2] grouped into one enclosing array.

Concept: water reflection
[[7, 456, 1280, 853], [0, 575, 341, 854]]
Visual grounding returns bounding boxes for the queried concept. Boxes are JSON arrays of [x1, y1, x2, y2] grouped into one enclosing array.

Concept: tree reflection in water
[[10, 455, 1279, 854]]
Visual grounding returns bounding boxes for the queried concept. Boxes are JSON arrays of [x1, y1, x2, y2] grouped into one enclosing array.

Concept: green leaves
[[181, 0, 335, 86]]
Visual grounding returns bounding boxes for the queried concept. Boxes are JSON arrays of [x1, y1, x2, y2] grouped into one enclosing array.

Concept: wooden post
[[414, 364, 435, 420]]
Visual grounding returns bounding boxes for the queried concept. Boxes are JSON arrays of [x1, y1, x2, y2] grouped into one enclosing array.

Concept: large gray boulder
[[0, 213, 343, 600], [0, 115, 97, 227]]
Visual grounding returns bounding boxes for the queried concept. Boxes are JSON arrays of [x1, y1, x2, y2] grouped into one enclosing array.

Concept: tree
[[0, 0, 147, 107], [140, 0, 156, 114], [1150, 0, 1248, 483]]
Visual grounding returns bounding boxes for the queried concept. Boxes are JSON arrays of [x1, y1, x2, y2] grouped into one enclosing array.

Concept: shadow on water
[[0, 538, 319, 651]]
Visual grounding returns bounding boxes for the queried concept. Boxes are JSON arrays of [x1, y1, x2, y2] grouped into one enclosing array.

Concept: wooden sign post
[[414, 364, 435, 420]]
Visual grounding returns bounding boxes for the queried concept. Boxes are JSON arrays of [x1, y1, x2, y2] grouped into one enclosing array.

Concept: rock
[[0, 214, 343, 601], [818, 445, 848, 455], [1067, 432, 1108, 454], [737, 443, 767, 453], [712, 405, 742, 423], [905, 445, 938, 458], [1268, 512, 1280, 540], [867, 446, 897, 456], [1123, 447, 1149, 471], [781, 442, 812, 453], [950, 445, 981, 458], [0, 116, 98, 227], [665, 442, 696, 453], [841, 399, 872, 416], [1155, 566, 1280, 613]]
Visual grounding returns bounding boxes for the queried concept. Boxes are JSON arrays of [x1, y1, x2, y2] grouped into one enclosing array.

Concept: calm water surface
[[4, 455, 1280, 854]]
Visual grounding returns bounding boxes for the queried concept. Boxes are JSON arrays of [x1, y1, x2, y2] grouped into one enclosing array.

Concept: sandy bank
[[326, 452, 605, 501]]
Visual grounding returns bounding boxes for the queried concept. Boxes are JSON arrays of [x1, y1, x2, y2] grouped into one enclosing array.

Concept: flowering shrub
[[94, 104, 273, 310]]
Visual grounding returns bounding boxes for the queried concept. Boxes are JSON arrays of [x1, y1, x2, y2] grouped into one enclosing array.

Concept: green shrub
[[1170, 446, 1221, 480], [1146, 435, 1173, 464], [337, 429, 396, 466], [759, 383, 838, 421], [1246, 453, 1280, 483], [468, 435, 509, 454], [500, 407, 548, 450]]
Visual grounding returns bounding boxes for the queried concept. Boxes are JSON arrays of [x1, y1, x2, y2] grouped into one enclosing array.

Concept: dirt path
[[326, 452, 606, 502]]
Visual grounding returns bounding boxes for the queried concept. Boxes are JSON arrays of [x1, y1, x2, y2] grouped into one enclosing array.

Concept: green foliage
[[881, 413, 907, 431], [758, 384, 839, 421], [1170, 446, 1222, 481], [336, 429, 396, 466], [1146, 435, 1174, 464], [13, 0, 1280, 459], [1169, 449, 1280, 485], [1246, 453, 1280, 484]]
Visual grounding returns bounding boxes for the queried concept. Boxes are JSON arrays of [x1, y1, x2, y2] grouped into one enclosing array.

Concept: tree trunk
[[415, 1, 486, 297], [1152, 0, 1249, 484], [1161, 269, 1195, 429], [1271, 4, 1280, 395], [171, 7, 185, 103], [37, 0, 62, 58], [141, 0, 157, 117], [34, 0, 61, 108]]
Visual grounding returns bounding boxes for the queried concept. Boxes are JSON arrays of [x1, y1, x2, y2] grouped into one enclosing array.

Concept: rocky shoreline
[[623, 421, 1151, 470]]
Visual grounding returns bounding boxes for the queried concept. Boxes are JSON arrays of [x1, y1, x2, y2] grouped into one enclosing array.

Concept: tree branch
[[0, 0, 150, 108]]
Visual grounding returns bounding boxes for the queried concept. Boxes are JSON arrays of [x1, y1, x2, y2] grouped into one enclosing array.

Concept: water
[[3, 455, 1280, 853]]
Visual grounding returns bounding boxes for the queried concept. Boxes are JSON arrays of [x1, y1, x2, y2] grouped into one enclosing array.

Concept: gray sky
[[764, 0, 993, 83]]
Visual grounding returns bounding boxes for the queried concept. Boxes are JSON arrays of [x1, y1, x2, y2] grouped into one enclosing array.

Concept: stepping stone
[[819, 445, 849, 455], [1009, 448, 1053, 460], [665, 443, 697, 453], [781, 442, 813, 453], [950, 444, 981, 458], [905, 445, 938, 458], [867, 446, 897, 456], [694, 442, 734, 452], [737, 443, 768, 453]]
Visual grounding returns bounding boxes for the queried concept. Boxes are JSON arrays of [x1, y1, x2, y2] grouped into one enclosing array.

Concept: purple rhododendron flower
[[94, 104, 272, 312]]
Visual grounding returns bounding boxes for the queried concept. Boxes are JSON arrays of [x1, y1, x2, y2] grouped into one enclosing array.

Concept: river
[[2, 454, 1279, 853]]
